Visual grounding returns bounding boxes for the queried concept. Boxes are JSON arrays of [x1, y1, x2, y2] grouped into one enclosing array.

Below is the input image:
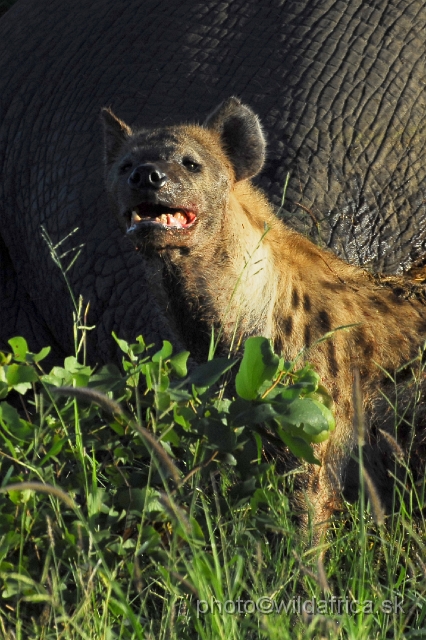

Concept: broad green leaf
[[235, 337, 279, 400], [5, 364, 38, 394], [276, 398, 335, 443], [63, 356, 92, 376], [276, 428, 320, 465], [152, 341, 173, 362], [173, 405, 193, 430], [41, 366, 73, 387], [168, 387, 192, 402], [112, 332, 130, 354], [265, 385, 302, 402], [294, 364, 320, 392], [0, 403, 33, 441], [144, 488, 165, 514], [7, 337, 29, 362], [0, 402, 22, 431], [72, 373, 91, 387], [307, 384, 335, 411], [156, 372, 170, 393], [169, 351, 190, 377], [155, 391, 172, 413], [109, 421, 125, 436], [186, 357, 237, 389], [88, 363, 125, 393], [32, 346, 51, 363], [230, 400, 278, 427], [131, 335, 146, 355]]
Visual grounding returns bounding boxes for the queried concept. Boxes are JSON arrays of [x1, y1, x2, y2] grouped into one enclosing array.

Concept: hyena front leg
[[303, 435, 356, 545]]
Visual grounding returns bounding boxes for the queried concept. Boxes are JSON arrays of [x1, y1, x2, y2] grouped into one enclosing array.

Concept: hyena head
[[101, 97, 266, 254]]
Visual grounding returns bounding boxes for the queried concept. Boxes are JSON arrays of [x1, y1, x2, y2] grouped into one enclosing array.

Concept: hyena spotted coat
[[102, 98, 426, 536]]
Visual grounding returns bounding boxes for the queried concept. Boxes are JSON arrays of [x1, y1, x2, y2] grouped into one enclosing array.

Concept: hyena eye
[[119, 162, 133, 174], [182, 158, 201, 172]]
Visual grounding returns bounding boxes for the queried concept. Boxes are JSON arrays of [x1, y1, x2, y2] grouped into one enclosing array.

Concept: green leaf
[[265, 385, 302, 402], [0, 403, 33, 441], [63, 356, 92, 376], [7, 337, 29, 362], [275, 398, 335, 443], [41, 366, 73, 387], [0, 402, 22, 431], [235, 337, 280, 400], [88, 363, 126, 393], [0, 352, 12, 365], [189, 516, 205, 542], [5, 364, 38, 393], [201, 417, 236, 452], [72, 373, 90, 387], [152, 341, 173, 362], [112, 332, 131, 354], [131, 335, 146, 355], [233, 437, 261, 478], [168, 387, 192, 402], [186, 357, 237, 389], [229, 399, 278, 426], [169, 351, 190, 377], [32, 346, 51, 363], [306, 384, 335, 411], [39, 437, 67, 466], [155, 372, 170, 394], [0, 381, 8, 400], [276, 428, 320, 465], [173, 406, 193, 430], [293, 364, 320, 392], [155, 391, 172, 413]]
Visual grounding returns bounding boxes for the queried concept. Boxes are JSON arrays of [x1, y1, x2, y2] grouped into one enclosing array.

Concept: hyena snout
[[128, 164, 168, 190]]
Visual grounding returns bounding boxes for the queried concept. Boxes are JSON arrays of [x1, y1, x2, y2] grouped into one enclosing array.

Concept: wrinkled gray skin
[[0, 0, 425, 365]]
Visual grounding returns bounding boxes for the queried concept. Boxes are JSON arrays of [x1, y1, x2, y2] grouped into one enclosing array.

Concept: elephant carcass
[[0, 0, 425, 364]]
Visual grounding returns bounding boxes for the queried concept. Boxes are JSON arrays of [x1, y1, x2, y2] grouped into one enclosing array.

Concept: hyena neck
[[160, 181, 425, 374], [161, 184, 281, 356]]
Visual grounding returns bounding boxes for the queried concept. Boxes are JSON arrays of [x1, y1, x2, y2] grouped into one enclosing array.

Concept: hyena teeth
[[131, 210, 142, 224], [174, 211, 186, 223]]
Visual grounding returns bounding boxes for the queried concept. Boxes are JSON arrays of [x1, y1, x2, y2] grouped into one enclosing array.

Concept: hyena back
[[102, 98, 426, 537]]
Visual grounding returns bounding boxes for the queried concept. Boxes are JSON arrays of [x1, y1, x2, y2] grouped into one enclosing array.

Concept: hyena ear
[[204, 97, 266, 181], [101, 108, 133, 164]]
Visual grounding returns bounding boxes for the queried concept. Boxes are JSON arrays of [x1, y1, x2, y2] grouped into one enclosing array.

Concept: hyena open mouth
[[124, 203, 197, 232]]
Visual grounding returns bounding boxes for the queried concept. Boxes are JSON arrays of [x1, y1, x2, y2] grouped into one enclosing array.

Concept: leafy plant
[[0, 335, 424, 639]]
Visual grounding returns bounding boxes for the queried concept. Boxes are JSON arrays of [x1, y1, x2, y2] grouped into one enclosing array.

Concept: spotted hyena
[[102, 97, 426, 537]]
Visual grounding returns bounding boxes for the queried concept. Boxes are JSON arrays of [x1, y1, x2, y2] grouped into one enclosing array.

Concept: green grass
[[0, 329, 425, 640]]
